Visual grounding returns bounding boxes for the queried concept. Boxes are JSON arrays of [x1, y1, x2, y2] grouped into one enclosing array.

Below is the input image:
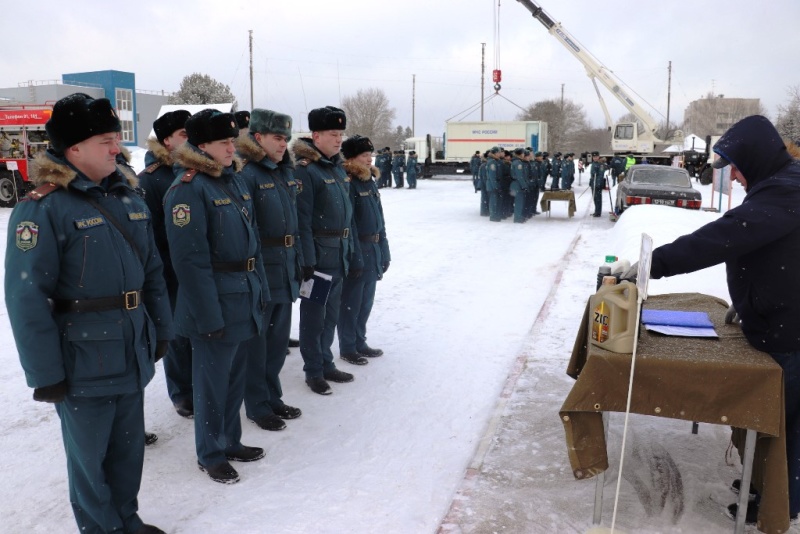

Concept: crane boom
[[517, 0, 679, 154]]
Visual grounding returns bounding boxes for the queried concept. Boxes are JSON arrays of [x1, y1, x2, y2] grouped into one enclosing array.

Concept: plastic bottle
[[596, 256, 614, 290], [589, 281, 638, 353]]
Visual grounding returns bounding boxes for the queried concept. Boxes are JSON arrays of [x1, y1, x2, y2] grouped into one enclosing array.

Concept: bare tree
[[169, 73, 238, 110], [776, 85, 800, 142], [341, 88, 396, 150], [516, 98, 590, 153]]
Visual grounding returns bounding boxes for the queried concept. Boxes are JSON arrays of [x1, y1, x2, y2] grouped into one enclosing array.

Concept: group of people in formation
[[374, 147, 420, 189], [4, 93, 391, 533]]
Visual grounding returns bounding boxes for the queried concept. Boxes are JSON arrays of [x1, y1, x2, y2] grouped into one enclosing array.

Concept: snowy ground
[[0, 161, 790, 533]]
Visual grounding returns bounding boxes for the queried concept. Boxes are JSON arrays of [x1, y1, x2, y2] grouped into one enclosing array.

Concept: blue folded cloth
[[641, 309, 714, 328]]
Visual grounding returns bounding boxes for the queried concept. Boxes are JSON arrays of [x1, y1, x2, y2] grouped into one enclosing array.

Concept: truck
[[516, 0, 683, 160], [405, 120, 548, 177], [0, 103, 53, 207]]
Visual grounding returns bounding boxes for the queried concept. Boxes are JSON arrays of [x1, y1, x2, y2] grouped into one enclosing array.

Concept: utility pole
[[480, 43, 486, 121], [560, 83, 565, 111], [666, 61, 672, 137], [412, 74, 416, 136], [248, 30, 254, 110]]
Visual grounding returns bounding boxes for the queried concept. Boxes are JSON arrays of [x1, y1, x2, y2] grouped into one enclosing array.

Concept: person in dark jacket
[[478, 151, 489, 216], [589, 151, 605, 217], [471, 150, 482, 192], [391, 150, 406, 188], [4, 93, 172, 534], [624, 115, 800, 524], [293, 106, 358, 395], [509, 148, 528, 223], [484, 147, 502, 222], [236, 109, 304, 431], [234, 110, 250, 135], [379, 147, 393, 188], [406, 150, 418, 189], [138, 109, 194, 419], [337, 135, 391, 365], [374, 149, 386, 189], [164, 109, 269, 484], [550, 151, 563, 190]]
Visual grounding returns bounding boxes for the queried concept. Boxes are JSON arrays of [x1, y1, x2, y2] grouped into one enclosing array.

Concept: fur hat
[[308, 106, 346, 131], [234, 110, 250, 129], [250, 109, 292, 140], [185, 109, 239, 146], [342, 134, 374, 159], [45, 93, 121, 153], [153, 110, 191, 143]]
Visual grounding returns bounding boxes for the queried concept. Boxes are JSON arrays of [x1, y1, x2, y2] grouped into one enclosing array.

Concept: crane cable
[[493, 0, 502, 92]]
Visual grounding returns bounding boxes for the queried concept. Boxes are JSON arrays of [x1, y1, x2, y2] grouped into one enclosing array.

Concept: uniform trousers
[[163, 334, 192, 405], [192, 337, 249, 467], [299, 275, 344, 378], [56, 391, 145, 534], [339, 272, 378, 354], [244, 302, 292, 419]]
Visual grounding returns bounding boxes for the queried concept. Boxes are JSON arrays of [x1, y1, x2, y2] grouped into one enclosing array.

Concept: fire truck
[[0, 103, 53, 207]]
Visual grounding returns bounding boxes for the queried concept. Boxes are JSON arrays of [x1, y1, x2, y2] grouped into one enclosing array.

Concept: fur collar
[[787, 140, 800, 160], [146, 137, 174, 166], [235, 134, 295, 167], [343, 160, 380, 182], [291, 138, 323, 164], [28, 151, 138, 189], [174, 143, 243, 178]]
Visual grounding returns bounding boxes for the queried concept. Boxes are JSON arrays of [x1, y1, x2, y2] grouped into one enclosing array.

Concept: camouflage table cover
[[561, 292, 788, 533], [540, 190, 576, 218]]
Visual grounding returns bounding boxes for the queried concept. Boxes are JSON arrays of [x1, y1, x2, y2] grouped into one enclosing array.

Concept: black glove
[[302, 266, 315, 281], [619, 262, 638, 283], [205, 328, 225, 340], [725, 305, 740, 324], [382, 261, 390, 274], [155, 340, 170, 361], [33, 380, 67, 403], [348, 269, 363, 280]]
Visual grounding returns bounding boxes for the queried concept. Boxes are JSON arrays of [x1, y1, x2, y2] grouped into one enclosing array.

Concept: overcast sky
[[3, 0, 798, 139]]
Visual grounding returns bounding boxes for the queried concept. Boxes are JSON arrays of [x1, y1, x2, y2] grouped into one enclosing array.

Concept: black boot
[[173, 397, 194, 419], [198, 461, 239, 484], [273, 404, 302, 419], [358, 346, 384, 357], [306, 376, 332, 395], [288, 338, 300, 347], [226, 445, 265, 462], [341, 352, 368, 365], [144, 431, 158, 446], [249, 414, 286, 431], [324, 368, 354, 383]]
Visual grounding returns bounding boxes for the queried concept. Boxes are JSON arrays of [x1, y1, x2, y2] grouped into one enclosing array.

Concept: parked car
[[615, 164, 702, 214]]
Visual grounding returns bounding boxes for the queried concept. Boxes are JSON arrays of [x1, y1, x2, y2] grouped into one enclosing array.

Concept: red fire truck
[[0, 103, 53, 207]]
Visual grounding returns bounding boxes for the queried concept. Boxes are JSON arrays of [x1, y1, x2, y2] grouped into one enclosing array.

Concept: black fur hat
[[45, 93, 121, 153], [342, 134, 374, 159], [153, 110, 191, 142], [308, 106, 346, 131], [185, 109, 239, 146], [234, 110, 250, 129]]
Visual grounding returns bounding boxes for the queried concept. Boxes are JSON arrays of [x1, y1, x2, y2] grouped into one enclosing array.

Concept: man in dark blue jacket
[[471, 150, 482, 192], [293, 106, 357, 395], [391, 150, 406, 188], [338, 135, 391, 365], [237, 108, 304, 431], [589, 151, 605, 217], [5, 93, 172, 534], [138, 109, 194, 419], [631, 115, 800, 524], [379, 147, 393, 188], [164, 109, 269, 484]]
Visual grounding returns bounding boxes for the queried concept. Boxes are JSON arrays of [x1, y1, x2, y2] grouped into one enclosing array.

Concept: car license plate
[[653, 199, 675, 206]]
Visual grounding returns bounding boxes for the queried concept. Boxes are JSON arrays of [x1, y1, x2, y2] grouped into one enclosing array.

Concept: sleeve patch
[[15, 222, 39, 251]]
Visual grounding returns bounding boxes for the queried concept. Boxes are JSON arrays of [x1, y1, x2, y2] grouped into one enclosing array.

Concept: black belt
[[53, 290, 142, 313], [212, 258, 256, 273], [314, 228, 350, 239], [261, 235, 295, 248], [359, 233, 381, 243]]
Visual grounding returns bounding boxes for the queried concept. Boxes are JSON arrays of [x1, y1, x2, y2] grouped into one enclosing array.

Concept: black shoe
[[249, 414, 286, 431], [173, 397, 194, 419], [286, 348, 290, 355], [273, 404, 302, 419], [726, 502, 758, 525], [198, 461, 240, 484], [323, 368, 354, 383], [288, 338, 300, 347], [226, 445, 265, 462], [341, 352, 369, 365], [590, 213, 601, 217], [134, 525, 167, 534], [306, 376, 332, 395], [358, 346, 384, 358], [144, 431, 158, 446], [730, 478, 758, 501]]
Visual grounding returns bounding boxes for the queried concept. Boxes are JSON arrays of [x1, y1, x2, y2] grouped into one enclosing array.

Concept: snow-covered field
[[2, 160, 788, 533]]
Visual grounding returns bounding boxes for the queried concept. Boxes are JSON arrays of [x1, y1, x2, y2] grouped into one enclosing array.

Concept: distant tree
[[571, 127, 610, 155], [776, 85, 800, 143], [516, 98, 589, 153], [391, 125, 413, 150], [341, 88, 396, 150], [169, 73, 238, 109]]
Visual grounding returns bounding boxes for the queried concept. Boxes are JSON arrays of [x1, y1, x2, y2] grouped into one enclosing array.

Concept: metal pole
[[412, 74, 416, 136], [666, 61, 672, 138], [481, 43, 486, 121], [249, 30, 254, 110]]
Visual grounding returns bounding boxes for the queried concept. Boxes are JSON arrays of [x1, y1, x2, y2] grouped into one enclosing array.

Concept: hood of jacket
[[28, 150, 138, 190], [713, 115, 793, 188], [235, 133, 295, 168], [145, 137, 174, 167], [173, 143, 243, 178], [343, 159, 379, 181]]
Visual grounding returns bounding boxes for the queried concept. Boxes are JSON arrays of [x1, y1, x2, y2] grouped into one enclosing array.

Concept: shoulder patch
[[15, 221, 39, 251], [181, 169, 198, 183], [144, 162, 162, 174], [27, 182, 59, 201], [172, 204, 191, 227]]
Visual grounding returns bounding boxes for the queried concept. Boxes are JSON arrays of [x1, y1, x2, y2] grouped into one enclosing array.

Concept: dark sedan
[[615, 164, 702, 214]]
